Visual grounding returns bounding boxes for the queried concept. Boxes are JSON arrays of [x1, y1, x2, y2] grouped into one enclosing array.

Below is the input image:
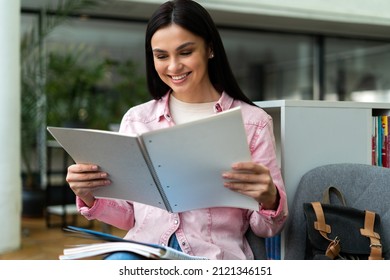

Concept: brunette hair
[[145, 0, 254, 105]]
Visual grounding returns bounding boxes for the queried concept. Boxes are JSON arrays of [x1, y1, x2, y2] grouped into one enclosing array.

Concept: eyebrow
[[152, 42, 196, 53]]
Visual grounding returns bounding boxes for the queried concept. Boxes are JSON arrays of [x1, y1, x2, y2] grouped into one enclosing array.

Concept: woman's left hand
[[222, 162, 279, 210]]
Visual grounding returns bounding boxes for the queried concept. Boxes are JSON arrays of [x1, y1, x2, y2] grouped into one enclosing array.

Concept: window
[[220, 29, 314, 101], [21, 11, 390, 105], [324, 38, 390, 102]]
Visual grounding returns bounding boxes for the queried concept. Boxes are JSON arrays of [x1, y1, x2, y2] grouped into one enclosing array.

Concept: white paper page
[[141, 107, 259, 212], [47, 127, 167, 210]]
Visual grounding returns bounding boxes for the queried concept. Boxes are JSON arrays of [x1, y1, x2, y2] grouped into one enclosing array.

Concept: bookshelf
[[255, 100, 390, 258]]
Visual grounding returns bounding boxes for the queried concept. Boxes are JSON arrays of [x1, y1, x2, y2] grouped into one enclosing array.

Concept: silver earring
[[209, 53, 214, 59]]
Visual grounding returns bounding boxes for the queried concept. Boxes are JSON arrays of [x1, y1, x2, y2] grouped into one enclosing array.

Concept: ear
[[208, 46, 214, 59]]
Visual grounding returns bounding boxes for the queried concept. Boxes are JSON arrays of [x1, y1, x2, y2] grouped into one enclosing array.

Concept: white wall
[[0, 0, 21, 254]]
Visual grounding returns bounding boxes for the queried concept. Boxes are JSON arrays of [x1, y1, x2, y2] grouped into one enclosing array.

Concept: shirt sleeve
[[76, 196, 136, 231], [247, 114, 289, 237]]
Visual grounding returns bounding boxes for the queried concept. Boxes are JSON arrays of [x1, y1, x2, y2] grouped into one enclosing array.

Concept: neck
[[172, 86, 220, 103]]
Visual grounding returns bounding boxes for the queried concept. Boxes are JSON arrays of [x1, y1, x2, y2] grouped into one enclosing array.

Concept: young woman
[[66, 0, 288, 260]]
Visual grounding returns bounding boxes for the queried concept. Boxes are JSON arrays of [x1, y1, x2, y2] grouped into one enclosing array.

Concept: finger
[[231, 162, 269, 174], [70, 178, 110, 190], [223, 170, 271, 185], [224, 179, 263, 192], [223, 181, 263, 198], [67, 170, 108, 182], [68, 163, 99, 173], [222, 171, 258, 183], [66, 173, 106, 186]]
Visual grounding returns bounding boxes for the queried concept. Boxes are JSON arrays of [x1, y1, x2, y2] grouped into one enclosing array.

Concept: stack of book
[[60, 226, 208, 260]]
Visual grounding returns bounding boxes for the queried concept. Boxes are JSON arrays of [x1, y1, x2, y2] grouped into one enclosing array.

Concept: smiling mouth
[[170, 72, 190, 81]]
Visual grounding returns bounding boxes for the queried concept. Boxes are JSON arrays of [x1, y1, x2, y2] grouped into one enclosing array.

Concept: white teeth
[[171, 74, 187, 80]]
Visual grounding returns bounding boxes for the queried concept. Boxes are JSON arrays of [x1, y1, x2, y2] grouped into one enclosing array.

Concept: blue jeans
[[104, 234, 181, 260]]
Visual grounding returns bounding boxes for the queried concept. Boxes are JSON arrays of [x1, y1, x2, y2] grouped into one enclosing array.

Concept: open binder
[[47, 107, 258, 213]]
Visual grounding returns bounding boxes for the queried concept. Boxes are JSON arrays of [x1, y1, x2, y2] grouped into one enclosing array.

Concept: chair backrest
[[283, 163, 390, 260]]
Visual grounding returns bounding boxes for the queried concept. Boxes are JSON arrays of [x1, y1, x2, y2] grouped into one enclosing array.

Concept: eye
[[154, 54, 168, 60], [180, 50, 192, 56]]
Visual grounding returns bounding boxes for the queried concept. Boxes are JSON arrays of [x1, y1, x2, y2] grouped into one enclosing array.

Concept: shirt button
[[182, 242, 186, 246], [174, 219, 178, 224]]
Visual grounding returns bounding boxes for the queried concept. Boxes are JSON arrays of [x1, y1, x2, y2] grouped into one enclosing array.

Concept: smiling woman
[[65, 0, 288, 260], [151, 24, 217, 103]]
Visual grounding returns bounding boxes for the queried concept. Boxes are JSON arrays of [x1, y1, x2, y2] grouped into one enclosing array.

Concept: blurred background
[[1, 0, 390, 259]]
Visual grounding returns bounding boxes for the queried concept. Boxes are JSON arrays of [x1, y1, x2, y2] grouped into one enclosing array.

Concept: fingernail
[[222, 173, 229, 178]]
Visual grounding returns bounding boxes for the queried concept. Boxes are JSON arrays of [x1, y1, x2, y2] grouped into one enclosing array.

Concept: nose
[[167, 57, 182, 72]]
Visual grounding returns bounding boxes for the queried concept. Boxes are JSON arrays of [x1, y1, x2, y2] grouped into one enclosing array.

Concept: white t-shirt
[[169, 94, 216, 125]]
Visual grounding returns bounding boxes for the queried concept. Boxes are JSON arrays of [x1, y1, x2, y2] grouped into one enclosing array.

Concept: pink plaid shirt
[[77, 91, 288, 259]]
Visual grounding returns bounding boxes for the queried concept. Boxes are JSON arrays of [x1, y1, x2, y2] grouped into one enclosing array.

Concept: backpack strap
[[311, 202, 340, 259], [321, 186, 347, 206], [360, 210, 383, 260]]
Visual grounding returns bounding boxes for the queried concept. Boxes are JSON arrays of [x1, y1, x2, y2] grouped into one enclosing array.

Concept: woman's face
[[151, 24, 213, 100]]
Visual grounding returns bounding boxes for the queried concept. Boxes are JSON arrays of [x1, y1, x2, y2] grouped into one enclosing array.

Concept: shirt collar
[[157, 90, 235, 122], [214, 91, 234, 113]]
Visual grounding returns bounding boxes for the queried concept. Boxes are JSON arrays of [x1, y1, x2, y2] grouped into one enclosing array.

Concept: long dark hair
[[145, 0, 254, 105]]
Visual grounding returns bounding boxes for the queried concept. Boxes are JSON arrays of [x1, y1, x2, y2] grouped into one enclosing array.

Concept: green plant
[[93, 58, 149, 128], [46, 46, 107, 128], [45, 49, 149, 130], [21, 0, 110, 190]]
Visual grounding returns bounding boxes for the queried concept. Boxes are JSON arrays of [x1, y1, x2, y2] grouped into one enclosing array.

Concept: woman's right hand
[[66, 163, 111, 207]]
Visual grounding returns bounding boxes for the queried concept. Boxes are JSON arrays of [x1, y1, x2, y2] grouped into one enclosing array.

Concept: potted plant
[[86, 58, 150, 129], [21, 0, 109, 217], [45, 49, 150, 130], [46, 46, 107, 129]]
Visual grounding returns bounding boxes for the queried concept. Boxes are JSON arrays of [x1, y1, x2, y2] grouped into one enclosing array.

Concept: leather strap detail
[[360, 210, 383, 260], [325, 238, 340, 259], [312, 202, 331, 234], [311, 202, 340, 259], [322, 186, 347, 206]]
